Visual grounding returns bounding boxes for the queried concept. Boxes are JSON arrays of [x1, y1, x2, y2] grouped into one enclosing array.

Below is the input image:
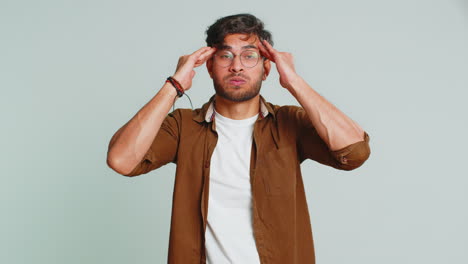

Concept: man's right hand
[[172, 47, 216, 91]]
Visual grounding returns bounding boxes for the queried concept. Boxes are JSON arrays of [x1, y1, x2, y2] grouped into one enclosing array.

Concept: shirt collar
[[192, 94, 275, 123]]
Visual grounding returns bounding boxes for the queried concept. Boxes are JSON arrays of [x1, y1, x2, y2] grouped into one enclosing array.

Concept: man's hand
[[172, 47, 216, 91], [259, 39, 300, 91]]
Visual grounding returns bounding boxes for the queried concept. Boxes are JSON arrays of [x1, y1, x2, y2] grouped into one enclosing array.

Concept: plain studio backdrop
[[1, 0, 467, 263]]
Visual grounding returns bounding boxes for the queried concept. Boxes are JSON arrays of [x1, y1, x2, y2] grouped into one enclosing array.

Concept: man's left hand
[[259, 39, 301, 91]]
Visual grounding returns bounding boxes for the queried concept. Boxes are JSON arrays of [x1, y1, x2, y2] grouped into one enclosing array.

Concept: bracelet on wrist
[[166, 76, 184, 97]]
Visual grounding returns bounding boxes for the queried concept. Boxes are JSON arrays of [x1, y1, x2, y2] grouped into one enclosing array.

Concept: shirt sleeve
[[123, 109, 180, 177], [294, 107, 371, 170]]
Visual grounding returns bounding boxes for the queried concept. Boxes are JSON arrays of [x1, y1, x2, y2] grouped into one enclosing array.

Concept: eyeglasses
[[213, 50, 261, 68]]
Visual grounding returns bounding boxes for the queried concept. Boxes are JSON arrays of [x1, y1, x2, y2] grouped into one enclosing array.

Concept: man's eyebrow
[[242, 44, 258, 50], [218, 44, 259, 50]]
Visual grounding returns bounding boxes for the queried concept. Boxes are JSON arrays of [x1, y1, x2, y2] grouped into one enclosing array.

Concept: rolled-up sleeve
[[123, 109, 180, 177], [294, 107, 371, 170], [329, 131, 370, 170]]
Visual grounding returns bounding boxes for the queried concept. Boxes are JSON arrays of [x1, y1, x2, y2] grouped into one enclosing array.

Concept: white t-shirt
[[205, 110, 261, 264]]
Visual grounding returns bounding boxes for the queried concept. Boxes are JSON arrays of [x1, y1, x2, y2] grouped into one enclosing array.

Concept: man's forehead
[[219, 33, 260, 50], [218, 44, 259, 51]]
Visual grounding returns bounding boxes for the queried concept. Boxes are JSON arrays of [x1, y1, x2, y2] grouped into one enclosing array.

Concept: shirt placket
[[251, 118, 274, 263], [200, 120, 218, 263]]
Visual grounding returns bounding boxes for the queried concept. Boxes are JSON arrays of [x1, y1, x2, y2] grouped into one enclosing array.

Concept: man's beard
[[213, 73, 263, 102]]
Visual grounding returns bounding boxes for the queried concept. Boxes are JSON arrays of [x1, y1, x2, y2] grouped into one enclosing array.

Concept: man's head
[[205, 14, 273, 102], [205, 13, 273, 48]]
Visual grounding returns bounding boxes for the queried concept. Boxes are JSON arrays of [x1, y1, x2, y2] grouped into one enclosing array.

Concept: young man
[[107, 14, 370, 264]]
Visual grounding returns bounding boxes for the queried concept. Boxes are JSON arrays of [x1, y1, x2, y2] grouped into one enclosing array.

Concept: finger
[[259, 41, 274, 61], [189, 46, 214, 60], [261, 39, 276, 53], [192, 46, 212, 55], [260, 39, 274, 55], [192, 47, 215, 62], [199, 47, 216, 58], [194, 48, 216, 67], [199, 49, 216, 63]]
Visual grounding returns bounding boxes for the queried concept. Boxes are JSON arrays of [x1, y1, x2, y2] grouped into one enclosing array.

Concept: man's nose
[[229, 55, 244, 72]]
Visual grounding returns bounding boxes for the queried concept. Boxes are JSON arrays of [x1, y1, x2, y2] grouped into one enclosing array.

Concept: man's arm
[[106, 84, 177, 175], [284, 77, 364, 151], [259, 40, 366, 151], [106, 47, 215, 175]]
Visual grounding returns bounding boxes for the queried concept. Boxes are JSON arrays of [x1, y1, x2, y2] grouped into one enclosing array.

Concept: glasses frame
[[213, 49, 263, 69]]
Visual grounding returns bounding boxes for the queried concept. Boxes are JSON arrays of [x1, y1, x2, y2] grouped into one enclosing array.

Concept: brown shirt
[[124, 95, 371, 263]]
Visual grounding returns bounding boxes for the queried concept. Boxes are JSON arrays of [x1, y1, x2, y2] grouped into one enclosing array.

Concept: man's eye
[[219, 54, 233, 59], [243, 53, 259, 60]]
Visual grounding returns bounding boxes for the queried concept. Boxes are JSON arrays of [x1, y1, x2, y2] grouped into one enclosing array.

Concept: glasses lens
[[214, 50, 260, 68], [215, 51, 233, 67], [240, 51, 260, 68]]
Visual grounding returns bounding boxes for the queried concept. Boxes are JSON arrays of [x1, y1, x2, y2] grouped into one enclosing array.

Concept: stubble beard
[[213, 74, 263, 102]]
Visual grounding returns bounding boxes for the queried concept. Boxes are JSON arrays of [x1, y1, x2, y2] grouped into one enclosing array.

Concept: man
[[107, 14, 370, 264]]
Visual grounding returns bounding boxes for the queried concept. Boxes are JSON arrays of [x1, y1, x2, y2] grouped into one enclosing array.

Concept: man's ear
[[206, 58, 213, 79], [262, 59, 271, 80]]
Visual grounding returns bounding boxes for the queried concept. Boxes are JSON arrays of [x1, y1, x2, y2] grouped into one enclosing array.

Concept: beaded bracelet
[[166, 76, 184, 97]]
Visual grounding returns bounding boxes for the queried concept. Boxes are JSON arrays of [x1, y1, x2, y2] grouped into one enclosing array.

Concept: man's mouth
[[228, 78, 246, 86]]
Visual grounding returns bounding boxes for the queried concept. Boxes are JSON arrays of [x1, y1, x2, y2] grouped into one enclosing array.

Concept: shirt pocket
[[260, 146, 297, 196]]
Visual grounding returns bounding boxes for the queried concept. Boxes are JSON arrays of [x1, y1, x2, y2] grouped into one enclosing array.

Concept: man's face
[[207, 33, 271, 102]]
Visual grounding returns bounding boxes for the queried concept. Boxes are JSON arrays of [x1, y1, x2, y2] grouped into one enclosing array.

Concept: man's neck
[[214, 94, 260, 120]]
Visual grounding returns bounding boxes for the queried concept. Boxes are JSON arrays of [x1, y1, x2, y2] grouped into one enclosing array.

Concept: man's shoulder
[[263, 101, 304, 119], [170, 107, 202, 115], [168, 107, 200, 118], [168, 97, 213, 123], [167, 106, 206, 125]]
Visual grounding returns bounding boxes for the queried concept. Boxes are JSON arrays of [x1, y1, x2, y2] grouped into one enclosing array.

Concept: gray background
[[1, 0, 467, 263]]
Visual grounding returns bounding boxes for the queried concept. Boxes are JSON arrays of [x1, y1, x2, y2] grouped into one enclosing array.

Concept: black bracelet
[[166, 77, 184, 97]]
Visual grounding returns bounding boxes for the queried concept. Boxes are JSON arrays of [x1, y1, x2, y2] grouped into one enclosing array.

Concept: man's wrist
[[285, 74, 305, 94], [160, 82, 178, 97], [172, 74, 190, 91]]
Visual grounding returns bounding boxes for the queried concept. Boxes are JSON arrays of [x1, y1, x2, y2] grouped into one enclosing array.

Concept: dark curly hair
[[205, 14, 273, 47]]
